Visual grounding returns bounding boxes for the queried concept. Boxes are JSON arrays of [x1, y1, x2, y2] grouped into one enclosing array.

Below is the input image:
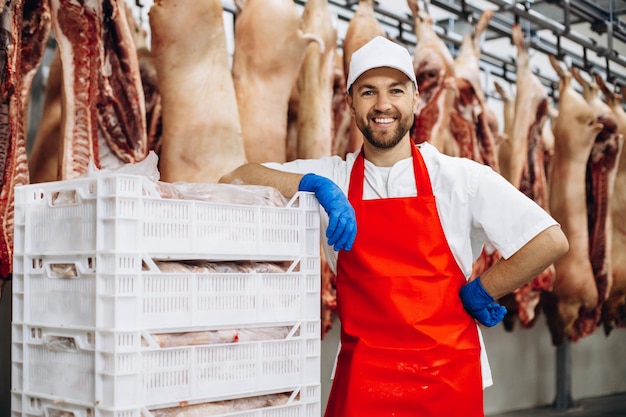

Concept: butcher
[[220, 36, 569, 416]]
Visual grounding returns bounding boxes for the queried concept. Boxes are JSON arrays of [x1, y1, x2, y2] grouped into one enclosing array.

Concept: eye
[[390, 88, 405, 95], [361, 90, 375, 97]]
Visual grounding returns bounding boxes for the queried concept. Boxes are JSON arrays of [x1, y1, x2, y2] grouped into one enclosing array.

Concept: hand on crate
[[299, 173, 356, 252]]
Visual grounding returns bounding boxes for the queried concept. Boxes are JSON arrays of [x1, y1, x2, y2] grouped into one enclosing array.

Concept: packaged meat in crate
[[12, 173, 320, 260], [11, 384, 320, 417], [11, 321, 321, 409], [12, 253, 321, 330]]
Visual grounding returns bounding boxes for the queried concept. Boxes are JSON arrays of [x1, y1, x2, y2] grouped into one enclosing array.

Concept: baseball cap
[[346, 36, 417, 92]]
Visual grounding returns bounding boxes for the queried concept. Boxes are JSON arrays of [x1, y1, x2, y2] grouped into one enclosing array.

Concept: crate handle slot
[[49, 190, 79, 207], [43, 335, 80, 352], [46, 407, 81, 417], [31, 189, 45, 201], [46, 263, 79, 279]]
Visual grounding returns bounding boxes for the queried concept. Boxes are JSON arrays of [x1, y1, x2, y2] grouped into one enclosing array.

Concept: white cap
[[346, 36, 417, 92]]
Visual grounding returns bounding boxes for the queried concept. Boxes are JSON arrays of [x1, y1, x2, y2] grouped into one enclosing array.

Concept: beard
[[358, 111, 414, 149]]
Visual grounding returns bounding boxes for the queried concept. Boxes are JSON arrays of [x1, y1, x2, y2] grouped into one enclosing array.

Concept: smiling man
[[219, 36, 568, 417]]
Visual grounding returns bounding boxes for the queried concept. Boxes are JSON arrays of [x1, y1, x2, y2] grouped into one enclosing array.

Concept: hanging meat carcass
[[569, 68, 623, 337], [341, 0, 385, 154], [331, 51, 351, 158], [50, 0, 147, 179], [149, 0, 246, 183], [124, 2, 161, 155], [493, 80, 515, 149], [295, 0, 336, 160], [0, 0, 28, 285], [451, 8, 499, 172], [21, 0, 50, 111], [293, 0, 338, 339], [499, 24, 551, 192], [499, 24, 556, 328], [407, 0, 457, 154], [28, 47, 61, 183], [231, 0, 322, 164], [22, 0, 57, 184], [544, 55, 603, 345], [596, 80, 626, 334]]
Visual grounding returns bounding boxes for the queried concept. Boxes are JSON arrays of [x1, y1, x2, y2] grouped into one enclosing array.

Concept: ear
[[412, 87, 419, 114], [346, 91, 356, 118]]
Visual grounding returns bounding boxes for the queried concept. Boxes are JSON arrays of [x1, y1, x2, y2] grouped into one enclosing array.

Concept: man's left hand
[[459, 277, 507, 327]]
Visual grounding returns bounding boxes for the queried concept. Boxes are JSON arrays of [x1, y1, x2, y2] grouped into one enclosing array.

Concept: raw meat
[[1, 0, 28, 283], [232, 0, 322, 163], [295, 0, 336, 159], [150, 0, 245, 183], [544, 55, 603, 344]]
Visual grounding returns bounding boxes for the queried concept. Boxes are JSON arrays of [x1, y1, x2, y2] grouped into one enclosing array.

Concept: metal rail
[[289, 0, 626, 91]]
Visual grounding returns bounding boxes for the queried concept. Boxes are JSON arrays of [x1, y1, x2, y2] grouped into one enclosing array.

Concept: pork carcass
[[493, 80, 515, 147], [544, 56, 603, 345], [232, 0, 322, 163], [124, 3, 161, 155], [331, 51, 351, 158], [294, 0, 339, 339], [150, 0, 245, 183], [597, 81, 626, 334], [341, 0, 385, 153], [21, 0, 50, 109], [50, 0, 147, 179], [501, 24, 551, 191], [0, 0, 28, 283], [408, 0, 457, 154], [295, 0, 336, 159], [570, 69, 623, 336], [28, 48, 61, 183], [501, 25, 556, 327], [22, 0, 56, 184], [452, 9, 499, 172]]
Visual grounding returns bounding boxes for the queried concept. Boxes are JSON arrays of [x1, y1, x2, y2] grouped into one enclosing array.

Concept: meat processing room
[[2, 0, 626, 416]]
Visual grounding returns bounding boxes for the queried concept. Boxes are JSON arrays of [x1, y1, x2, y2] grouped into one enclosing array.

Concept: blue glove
[[299, 173, 356, 252], [459, 277, 507, 327]]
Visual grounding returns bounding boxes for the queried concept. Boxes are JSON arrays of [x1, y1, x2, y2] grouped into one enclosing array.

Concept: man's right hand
[[299, 173, 357, 252]]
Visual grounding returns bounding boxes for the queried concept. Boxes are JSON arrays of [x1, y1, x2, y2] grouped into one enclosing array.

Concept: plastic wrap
[[85, 151, 287, 207]]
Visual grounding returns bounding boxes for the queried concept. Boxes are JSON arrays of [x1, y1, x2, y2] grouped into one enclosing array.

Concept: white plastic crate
[[13, 174, 320, 260], [11, 321, 321, 408], [11, 384, 321, 417], [12, 253, 320, 330]]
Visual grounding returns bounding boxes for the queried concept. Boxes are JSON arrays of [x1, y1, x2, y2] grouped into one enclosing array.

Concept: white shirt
[[264, 141, 560, 388]]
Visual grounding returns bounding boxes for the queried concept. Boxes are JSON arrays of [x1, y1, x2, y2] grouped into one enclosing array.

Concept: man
[[220, 36, 569, 417]]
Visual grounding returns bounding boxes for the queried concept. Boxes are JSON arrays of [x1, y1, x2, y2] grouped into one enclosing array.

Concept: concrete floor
[[488, 392, 626, 417]]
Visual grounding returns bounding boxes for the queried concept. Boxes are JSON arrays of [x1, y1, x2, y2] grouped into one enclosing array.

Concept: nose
[[374, 92, 392, 112]]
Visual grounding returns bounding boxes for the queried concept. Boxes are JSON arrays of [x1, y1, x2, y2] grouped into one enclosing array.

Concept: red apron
[[324, 144, 484, 417]]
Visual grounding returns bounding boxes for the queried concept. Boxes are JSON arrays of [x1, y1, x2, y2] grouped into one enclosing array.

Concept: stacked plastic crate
[[11, 173, 322, 417]]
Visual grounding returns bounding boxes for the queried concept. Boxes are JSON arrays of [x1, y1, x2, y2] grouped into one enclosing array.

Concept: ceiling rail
[[289, 0, 626, 89]]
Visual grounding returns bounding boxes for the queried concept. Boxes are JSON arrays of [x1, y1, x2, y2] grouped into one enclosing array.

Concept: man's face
[[348, 67, 418, 150]]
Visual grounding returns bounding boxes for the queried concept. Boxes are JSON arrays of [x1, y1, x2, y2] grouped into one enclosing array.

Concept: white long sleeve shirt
[[264, 141, 560, 387]]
